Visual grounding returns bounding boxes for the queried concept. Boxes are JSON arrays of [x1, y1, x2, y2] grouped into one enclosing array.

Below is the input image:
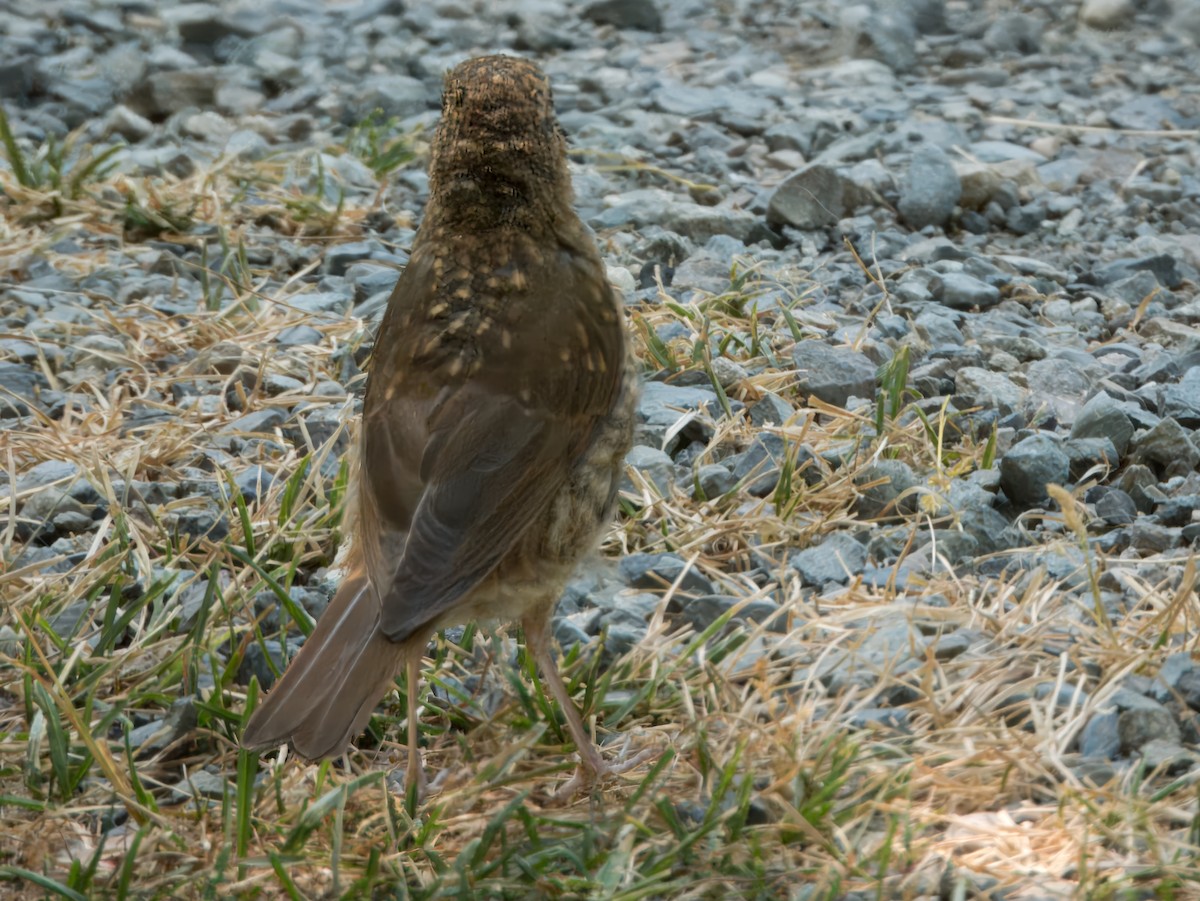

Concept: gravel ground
[[5, 0, 1200, 896]]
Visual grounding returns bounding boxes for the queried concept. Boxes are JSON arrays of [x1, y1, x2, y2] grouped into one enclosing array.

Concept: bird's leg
[[521, 612, 607, 782], [522, 614, 657, 800], [405, 653, 427, 801]]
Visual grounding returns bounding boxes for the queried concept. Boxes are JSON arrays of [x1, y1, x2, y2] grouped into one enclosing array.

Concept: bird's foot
[[550, 739, 656, 803]]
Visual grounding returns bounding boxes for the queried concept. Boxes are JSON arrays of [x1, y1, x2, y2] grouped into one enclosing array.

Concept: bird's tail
[[241, 567, 409, 760]]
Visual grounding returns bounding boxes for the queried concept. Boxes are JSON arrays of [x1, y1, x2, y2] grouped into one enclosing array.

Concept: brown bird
[[242, 54, 637, 794]]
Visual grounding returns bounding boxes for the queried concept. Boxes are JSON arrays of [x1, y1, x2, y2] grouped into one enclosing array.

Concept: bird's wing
[[365, 237, 627, 642], [377, 385, 577, 641]]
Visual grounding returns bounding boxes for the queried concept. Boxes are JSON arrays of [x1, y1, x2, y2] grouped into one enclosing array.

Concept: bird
[[241, 54, 638, 796]]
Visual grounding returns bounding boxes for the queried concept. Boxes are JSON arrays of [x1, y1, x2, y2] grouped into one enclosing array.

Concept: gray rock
[[71, 334, 129, 370], [914, 309, 964, 346], [49, 600, 91, 639], [1029, 354, 1101, 410], [747, 391, 793, 427], [1176, 667, 1200, 711], [1132, 417, 1200, 478], [1163, 367, 1200, 427], [166, 499, 229, 542], [931, 272, 1001, 310], [1005, 199, 1047, 236], [723, 635, 780, 681], [673, 594, 785, 634], [0, 55, 35, 100], [1128, 520, 1178, 553], [1108, 96, 1186, 133], [581, 0, 662, 31], [235, 465, 278, 504], [983, 13, 1042, 54], [50, 510, 93, 533], [603, 615, 649, 660], [955, 367, 1025, 416], [353, 74, 428, 120], [853, 460, 918, 519], [1071, 392, 1133, 455], [999, 434, 1070, 507], [1118, 703, 1181, 753], [969, 141, 1046, 164], [840, 159, 895, 207], [766, 110, 860, 158], [672, 240, 745, 294], [911, 529, 979, 567], [1139, 740, 1200, 774], [276, 325, 323, 346], [174, 578, 214, 630], [792, 341, 876, 408], [1152, 496, 1199, 527], [191, 341, 245, 375], [1092, 254, 1182, 290], [690, 463, 737, 499], [128, 67, 222, 118], [312, 381, 346, 398], [635, 381, 724, 452], [288, 291, 352, 316], [0, 625, 20, 657], [286, 406, 350, 457], [593, 587, 658, 621], [181, 110, 234, 143], [895, 0, 947, 34], [21, 486, 89, 524], [929, 631, 973, 661], [1072, 758, 1118, 787], [239, 639, 290, 691], [624, 445, 674, 497], [104, 103, 154, 141], [1064, 437, 1119, 478], [1175, 0, 1200, 41], [954, 164, 1005, 212], [958, 504, 1019, 554], [844, 708, 910, 731], [554, 611, 598, 649], [766, 164, 844, 230], [0, 362, 50, 416], [1093, 488, 1137, 525], [324, 241, 379, 277], [129, 697, 198, 754], [660, 204, 759, 244], [854, 10, 917, 73], [1080, 0, 1136, 28], [223, 408, 288, 436], [1127, 350, 1181, 388], [1036, 682, 1091, 711], [1104, 270, 1164, 308], [1115, 464, 1158, 513], [164, 3, 255, 44], [171, 769, 231, 804], [898, 145, 962, 230], [619, 552, 714, 595], [1079, 710, 1120, 758], [789, 532, 867, 586], [263, 374, 305, 396], [729, 433, 788, 496]]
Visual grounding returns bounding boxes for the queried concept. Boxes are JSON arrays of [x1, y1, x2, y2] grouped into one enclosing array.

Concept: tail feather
[[242, 568, 409, 760]]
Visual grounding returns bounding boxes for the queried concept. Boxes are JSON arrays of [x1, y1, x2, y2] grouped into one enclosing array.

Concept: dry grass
[[1, 132, 1199, 901]]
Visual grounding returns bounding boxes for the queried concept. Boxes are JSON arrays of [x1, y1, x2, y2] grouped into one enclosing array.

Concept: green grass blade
[[0, 103, 34, 187], [0, 867, 89, 901]]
